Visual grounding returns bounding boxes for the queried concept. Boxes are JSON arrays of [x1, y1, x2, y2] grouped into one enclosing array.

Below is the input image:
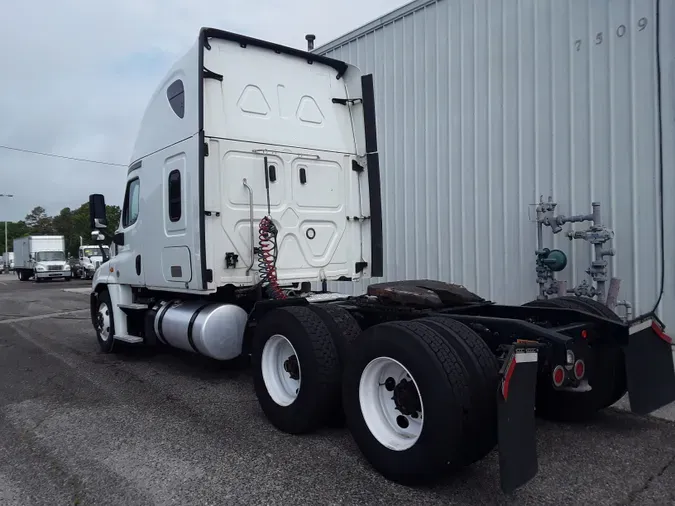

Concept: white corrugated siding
[[318, 0, 675, 329]]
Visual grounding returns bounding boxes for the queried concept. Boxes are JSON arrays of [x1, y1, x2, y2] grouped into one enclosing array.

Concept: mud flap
[[496, 343, 540, 494], [625, 317, 675, 415]]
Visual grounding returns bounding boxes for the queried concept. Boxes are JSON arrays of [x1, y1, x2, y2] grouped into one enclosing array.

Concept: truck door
[[112, 174, 145, 286]]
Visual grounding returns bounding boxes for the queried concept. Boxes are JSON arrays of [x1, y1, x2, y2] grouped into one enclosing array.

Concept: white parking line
[[62, 288, 91, 294], [0, 309, 89, 325]]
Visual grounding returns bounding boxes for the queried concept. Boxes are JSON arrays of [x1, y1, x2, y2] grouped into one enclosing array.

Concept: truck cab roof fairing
[[129, 40, 200, 165], [130, 29, 351, 166]]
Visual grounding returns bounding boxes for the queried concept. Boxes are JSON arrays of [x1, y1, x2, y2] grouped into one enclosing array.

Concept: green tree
[[106, 205, 121, 232], [2, 221, 30, 252], [6, 200, 122, 256], [52, 207, 76, 255], [24, 206, 54, 234]]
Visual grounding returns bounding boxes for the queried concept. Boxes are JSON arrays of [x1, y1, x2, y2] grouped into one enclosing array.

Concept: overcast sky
[[0, 0, 408, 222]]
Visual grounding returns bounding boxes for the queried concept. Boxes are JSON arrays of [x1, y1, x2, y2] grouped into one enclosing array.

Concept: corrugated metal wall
[[318, 0, 675, 329]]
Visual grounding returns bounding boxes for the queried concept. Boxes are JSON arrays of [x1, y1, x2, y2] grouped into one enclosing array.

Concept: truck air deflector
[[127, 160, 142, 175], [199, 27, 349, 78], [361, 73, 383, 278], [361, 74, 378, 154]]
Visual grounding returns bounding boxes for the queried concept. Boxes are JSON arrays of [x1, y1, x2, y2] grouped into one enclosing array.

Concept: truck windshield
[[36, 251, 66, 262], [82, 247, 108, 257]]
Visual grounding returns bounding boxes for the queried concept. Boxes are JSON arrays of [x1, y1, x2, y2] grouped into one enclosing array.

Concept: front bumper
[[35, 270, 71, 279]]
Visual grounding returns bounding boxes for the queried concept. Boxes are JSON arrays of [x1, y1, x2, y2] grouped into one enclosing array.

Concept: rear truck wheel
[[252, 306, 341, 434], [307, 304, 362, 424], [342, 320, 471, 485], [308, 304, 361, 365], [95, 290, 116, 353], [523, 296, 625, 421], [416, 316, 499, 465]]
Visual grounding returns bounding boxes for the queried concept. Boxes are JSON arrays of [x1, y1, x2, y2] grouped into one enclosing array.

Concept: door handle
[[299, 167, 307, 185], [135, 255, 141, 276]]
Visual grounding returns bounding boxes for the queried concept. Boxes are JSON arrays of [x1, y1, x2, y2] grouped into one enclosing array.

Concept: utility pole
[[0, 194, 14, 273]]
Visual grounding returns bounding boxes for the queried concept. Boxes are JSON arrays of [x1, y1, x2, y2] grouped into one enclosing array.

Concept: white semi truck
[[86, 28, 675, 494], [72, 244, 109, 280], [14, 235, 72, 282]]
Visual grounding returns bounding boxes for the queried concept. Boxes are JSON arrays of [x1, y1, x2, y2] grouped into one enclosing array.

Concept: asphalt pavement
[[1, 272, 674, 505]]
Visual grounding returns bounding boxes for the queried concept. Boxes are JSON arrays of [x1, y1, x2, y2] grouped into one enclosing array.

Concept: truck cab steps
[[117, 303, 149, 316], [113, 334, 144, 344]]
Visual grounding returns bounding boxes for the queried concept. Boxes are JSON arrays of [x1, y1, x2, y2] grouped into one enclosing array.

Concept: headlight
[[36, 265, 45, 271], [87, 264, 95, 270], [63, 264, 70, 270]]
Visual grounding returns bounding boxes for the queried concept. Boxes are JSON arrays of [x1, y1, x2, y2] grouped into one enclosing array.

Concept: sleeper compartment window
[[167, 79, 185, 118], [168, 170, 182, 222]]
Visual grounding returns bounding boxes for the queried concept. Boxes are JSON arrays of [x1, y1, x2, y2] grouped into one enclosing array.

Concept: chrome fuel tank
[[154, 300, 248, 360]]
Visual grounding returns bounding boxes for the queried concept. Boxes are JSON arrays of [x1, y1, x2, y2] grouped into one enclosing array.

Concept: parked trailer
[[86, 28, 675, 493], [13, 235, 72, 282]]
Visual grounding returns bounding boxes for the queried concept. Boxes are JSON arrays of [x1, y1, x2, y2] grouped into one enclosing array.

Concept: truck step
[[117, 303, 149, 317], [114, 334, 144, 344], [118, 303, 149, 310]]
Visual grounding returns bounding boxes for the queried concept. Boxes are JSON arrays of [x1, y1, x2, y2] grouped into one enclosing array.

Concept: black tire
[[252, 306, 341, 434], [557, 296, 621, 321], [308, 304, 362, 424], [308, 304, 361, 368], [94, 290, 116, 353], [416, 316, 499, 465], [523, 296, 626, 421], [342, 320, 471, 485]]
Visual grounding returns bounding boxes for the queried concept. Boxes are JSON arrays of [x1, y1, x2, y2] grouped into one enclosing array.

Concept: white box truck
[[13, 235, 72, 282], [2, 252, 13, 272]]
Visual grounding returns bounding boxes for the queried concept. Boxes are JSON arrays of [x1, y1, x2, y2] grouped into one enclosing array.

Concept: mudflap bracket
[[496, 342, 540, 494], [625, 316, 675, 415]]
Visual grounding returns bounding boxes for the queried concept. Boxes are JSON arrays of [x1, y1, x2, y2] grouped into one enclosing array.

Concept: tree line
[[3, 203, 121, 258]]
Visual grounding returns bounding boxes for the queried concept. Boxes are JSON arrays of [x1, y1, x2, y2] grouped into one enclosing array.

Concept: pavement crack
[[622, 452, 675, 505]]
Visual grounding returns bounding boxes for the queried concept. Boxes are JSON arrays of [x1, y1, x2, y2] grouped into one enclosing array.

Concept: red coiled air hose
[[257, 216, 286, 300]]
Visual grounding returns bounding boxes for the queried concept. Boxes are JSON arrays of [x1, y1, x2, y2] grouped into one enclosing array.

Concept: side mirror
[[89, 194, 107, 229]]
